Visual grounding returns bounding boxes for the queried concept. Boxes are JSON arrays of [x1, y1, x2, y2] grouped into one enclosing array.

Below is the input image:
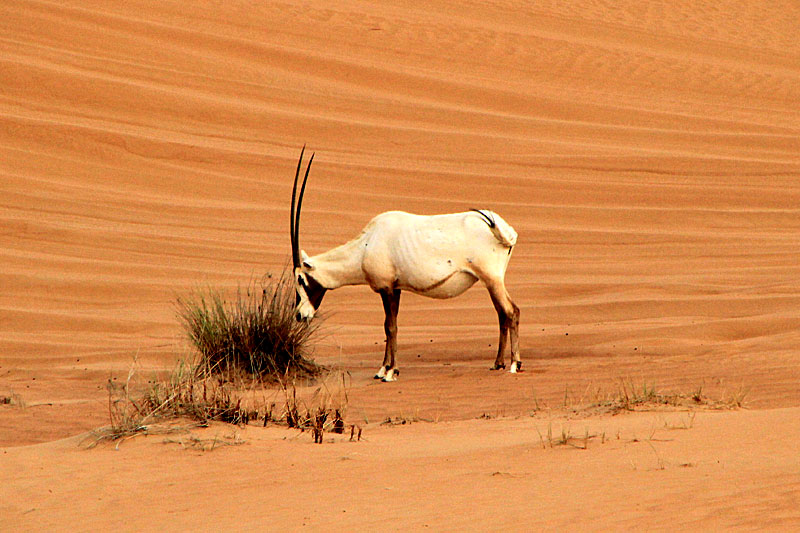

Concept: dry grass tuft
[[176, 272, 322, 380], [536, 422, 601, 450]]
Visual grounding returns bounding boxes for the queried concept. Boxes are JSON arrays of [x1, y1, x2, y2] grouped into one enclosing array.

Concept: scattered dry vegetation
[[536, 379, 749, 418], [84, 361, 355, 449], [536, 422, 603, 450], [163, 431, 247, 452], [86, 272, 358, 448], [522, 379, 747, 454]]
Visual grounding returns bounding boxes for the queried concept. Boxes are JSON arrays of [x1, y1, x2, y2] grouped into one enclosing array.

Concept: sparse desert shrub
[[85, 360, 353, 447], [535, 422, 600, 450], [176, 272, 322, 380], [280, 373, 350, 443], [575, 379, 744, 416], [135, 360, 259, 426], [85, 272, 350, 447], [84, 361, 257, 448]]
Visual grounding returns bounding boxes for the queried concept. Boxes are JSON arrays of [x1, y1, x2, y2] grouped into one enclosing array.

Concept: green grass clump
[[177, 272, 321, 380]]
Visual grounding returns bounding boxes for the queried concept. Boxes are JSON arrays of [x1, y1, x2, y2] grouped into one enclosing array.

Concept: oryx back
[[360, 211, 516, 298]]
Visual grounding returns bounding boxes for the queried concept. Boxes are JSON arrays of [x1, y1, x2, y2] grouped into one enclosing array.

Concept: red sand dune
[[1, 0, 799, 528]]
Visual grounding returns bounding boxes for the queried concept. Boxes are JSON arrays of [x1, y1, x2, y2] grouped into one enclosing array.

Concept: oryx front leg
[[375, 288, 401, 382], [487, 281, 521, 373]]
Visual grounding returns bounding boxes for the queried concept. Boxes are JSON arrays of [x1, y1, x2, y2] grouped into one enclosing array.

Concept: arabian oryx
[[290, 148, 521, 382]]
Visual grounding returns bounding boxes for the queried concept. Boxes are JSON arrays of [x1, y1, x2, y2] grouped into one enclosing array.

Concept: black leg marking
[[379, 288, 401, 381]]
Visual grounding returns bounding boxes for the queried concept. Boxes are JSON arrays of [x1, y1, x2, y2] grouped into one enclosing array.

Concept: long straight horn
[[290, 145, 306, 268], [294, 151, 315, 264]]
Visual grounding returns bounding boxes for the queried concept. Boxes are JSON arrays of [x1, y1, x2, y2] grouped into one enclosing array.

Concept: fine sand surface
[[2, 0, 799, 529]]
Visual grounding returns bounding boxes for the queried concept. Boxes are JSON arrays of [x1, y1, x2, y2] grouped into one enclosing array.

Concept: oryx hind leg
[[487, 280, 521, 373], [375, 288, 401, 382]]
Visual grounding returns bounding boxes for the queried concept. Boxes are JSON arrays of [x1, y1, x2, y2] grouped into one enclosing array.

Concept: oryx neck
[[306, 238, 367, 289]]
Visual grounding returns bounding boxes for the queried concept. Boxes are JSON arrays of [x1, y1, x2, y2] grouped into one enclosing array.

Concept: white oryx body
[[299, 211, 517, 299], [290, 149, 521, 381]]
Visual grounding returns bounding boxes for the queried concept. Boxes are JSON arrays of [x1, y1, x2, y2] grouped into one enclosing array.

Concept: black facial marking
[[304, 273, 327, 310]]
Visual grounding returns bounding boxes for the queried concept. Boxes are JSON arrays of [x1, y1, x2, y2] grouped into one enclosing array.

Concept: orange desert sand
[[1, 0, 799, 530]]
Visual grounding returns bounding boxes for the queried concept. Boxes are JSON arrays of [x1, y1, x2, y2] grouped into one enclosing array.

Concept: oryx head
[[290, 147, 327, 321]]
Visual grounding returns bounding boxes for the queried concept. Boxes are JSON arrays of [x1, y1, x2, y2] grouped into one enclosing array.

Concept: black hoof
[[490, 363, 506, 370]]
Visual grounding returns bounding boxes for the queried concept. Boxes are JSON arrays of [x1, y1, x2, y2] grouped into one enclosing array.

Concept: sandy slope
[[3, 409, 800, 530], [1, 0, 800, 528]]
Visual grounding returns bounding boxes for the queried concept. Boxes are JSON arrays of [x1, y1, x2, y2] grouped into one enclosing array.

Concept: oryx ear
[[300, 250, 314, 270]]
